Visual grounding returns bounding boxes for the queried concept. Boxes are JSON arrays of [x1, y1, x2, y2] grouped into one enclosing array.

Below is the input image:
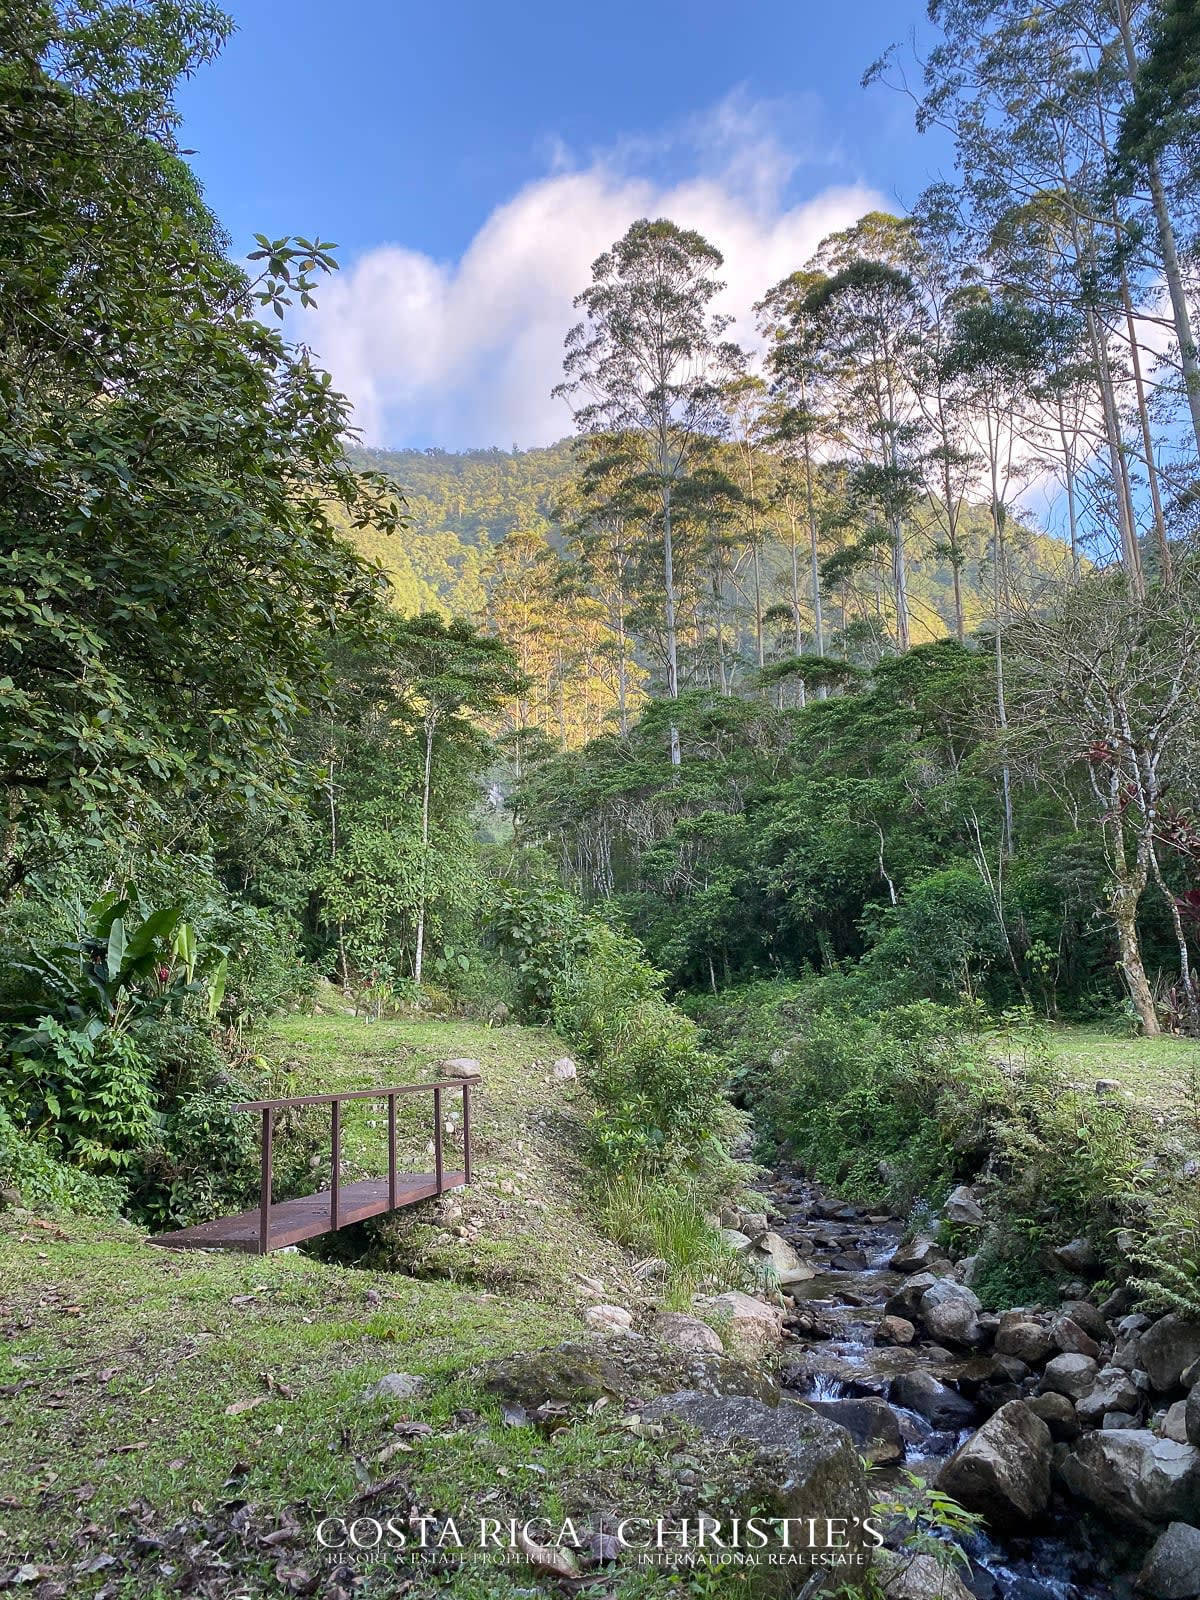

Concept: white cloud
[[303, 95, 885, 448]]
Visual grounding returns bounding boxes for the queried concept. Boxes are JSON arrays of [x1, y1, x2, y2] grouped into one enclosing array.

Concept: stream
[[758, 1163, 1145, 1600]]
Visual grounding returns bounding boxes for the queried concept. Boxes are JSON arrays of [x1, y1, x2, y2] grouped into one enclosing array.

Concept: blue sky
[[177, 0, 951, 449]]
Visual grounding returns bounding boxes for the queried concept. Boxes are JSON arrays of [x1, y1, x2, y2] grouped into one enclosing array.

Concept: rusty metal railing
[[234, 1079, 474, 1254]]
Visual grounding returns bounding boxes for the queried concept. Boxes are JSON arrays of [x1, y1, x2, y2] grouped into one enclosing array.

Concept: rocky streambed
[[731, 1164, 1200, 1599]]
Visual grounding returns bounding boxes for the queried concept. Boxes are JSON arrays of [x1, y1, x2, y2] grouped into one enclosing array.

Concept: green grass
[[1043, 1023, 1200, 1121], [0, 1012, 763, 1598], [593, 1174, 744, 1311]]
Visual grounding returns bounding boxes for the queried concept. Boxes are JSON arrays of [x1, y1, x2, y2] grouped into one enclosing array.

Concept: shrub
[[552, 922, 746, 1200], [732, 985, 997, 1211], [870, 865, 1009, 1004], [487, 878, 591, 1019], [0, 1107, 127, 1216], [3, 1017, 154, 1171], [125, 1019, 264, 1228]]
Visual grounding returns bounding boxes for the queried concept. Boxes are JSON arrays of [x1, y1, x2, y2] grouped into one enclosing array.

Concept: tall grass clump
[[592, 1172, 743, 1308]]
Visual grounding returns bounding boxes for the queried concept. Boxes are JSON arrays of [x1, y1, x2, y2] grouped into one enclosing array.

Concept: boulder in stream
[[885, 1271, 940, 1320], [1060, 1430, 1200, 1529], [803, 1395, 904, 1464], [919, 1278, 983, 1347], [1026, 1390, 1081, 1442], [1140, 1317, 1200, 1394], [1161, 1401, 1190, 1443], [1137, 1521, 1200, 1598], [890, 1235, 940, 1274], [1074, 1364, 1144, 1425], [1050, 1314, 1101, 1359], [639, 1391, 870, 1532], [710, 1290, 785, 1359], [1060, 1298, 1112, 1344], [994, 1311, 1055, 1365], [937, 1400, 1053, 1531], [1187, 1383, 1200, 1447], [871, 1550, 976, 1600], [1040, 1353, 1099, 1400], [755, 1230, 815, 1283], [876, 1314, 916, 1346], [945, 1185, 985, 1226], [890, 1369, 977, 1430]]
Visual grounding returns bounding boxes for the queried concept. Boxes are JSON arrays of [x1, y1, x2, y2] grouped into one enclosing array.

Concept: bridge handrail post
[[462, 1082, 472, 1184], [330, 1099, 341, 1231], [387, 1092, 397, 1210], [259, 1106, 273, 1254], [433, 1085, 444, 1193]]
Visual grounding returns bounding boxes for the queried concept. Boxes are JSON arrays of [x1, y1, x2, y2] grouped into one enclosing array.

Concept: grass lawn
[[0, 1013, 737, 1599], [1044, 1022, 1200, 1124]]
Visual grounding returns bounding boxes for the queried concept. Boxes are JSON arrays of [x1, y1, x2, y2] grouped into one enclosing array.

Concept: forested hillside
[[347, 441, 1077, 746], [346, 444, 576, 618]]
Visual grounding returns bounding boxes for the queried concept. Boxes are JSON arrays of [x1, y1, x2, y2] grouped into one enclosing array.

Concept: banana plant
[[11, 887, 229, 1030]]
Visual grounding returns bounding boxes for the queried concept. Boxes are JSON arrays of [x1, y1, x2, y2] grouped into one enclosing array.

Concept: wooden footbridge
[[149, 1078, 474, 1255]]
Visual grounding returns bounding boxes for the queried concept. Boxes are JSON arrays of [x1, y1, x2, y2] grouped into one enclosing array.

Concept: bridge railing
[[234, 1079, 474, 1253]]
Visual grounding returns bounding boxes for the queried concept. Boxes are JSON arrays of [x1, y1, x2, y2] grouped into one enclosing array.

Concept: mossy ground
[[0, 1014, 762, 1599]]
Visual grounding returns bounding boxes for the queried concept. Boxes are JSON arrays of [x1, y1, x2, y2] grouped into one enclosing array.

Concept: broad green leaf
[[105, 917, 126, 983]]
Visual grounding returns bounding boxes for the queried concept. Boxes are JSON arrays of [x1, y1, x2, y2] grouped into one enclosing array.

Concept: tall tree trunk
[[752, 541, 764, 671], [662, 485, 681, 767], [1107, 170, 1172, 579], [1060, 174, 1144, 594], [1113, 880, 1160, 1035], [1114, 0, 1200, 460], [745, 447, 765, 671], [713, 566, 730, 696], [935, 399, 966, 644], [804, 452, 825, 659], [788, 502, 803, 656], [413, 716, 434, 985], [1055, 394, 1082, 581], [1150, 845, 1200, 1035], [327, 755, 349, 989], [1092, 306, 1144, 594], [891, 515, 910, 653], [989, 489, 1014, 857], [802, 445, 827, 698]]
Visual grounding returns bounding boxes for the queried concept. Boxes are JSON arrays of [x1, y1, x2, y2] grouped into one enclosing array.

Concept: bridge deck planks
[[147, 1172, 467, 1254]]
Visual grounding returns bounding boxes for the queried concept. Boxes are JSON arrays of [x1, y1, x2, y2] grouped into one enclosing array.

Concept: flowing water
[[761, 1164, 1147, 1600]]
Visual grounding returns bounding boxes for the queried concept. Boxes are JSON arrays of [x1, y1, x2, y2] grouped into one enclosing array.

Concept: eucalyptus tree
[[672, 457, 746, 695], [903, 0, 1193, 591], [909, 196, 981, 644], [758, 272, 832, 665], [1111, 0, 1200, 462], [390, 616, 523, 984], [723, 373, 774, 670], [558, 433, 652, 738], [942, 291, 1048, 853], [766, 215, 928, 654], [556, 219, 744, 767]]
